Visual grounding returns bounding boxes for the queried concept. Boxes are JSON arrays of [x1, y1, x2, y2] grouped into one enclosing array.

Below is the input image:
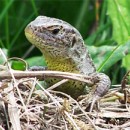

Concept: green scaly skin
[[25, 16, 111, 99]]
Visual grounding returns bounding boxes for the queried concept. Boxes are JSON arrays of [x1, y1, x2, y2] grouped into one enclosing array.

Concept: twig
[[0, 70, 95, 86]]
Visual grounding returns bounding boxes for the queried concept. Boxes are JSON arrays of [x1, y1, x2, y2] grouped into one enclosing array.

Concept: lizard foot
[[79, 73, 111, 112]]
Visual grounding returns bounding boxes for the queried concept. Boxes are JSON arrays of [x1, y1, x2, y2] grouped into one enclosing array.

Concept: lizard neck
[[40, 41, 96, 75], [45, 55, 79, 73], [40, 48, 79, 73]]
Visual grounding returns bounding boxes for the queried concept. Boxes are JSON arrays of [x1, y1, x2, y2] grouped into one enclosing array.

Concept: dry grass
[[0, 49, 130, 130]]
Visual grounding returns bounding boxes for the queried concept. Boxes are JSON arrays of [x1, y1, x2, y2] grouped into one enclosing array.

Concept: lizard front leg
[[81, 73, 111, 111], [92, 73, 111, 97]]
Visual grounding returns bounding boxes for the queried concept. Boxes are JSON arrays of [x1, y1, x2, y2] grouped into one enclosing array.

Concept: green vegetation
[[0, 0, 130, 85]]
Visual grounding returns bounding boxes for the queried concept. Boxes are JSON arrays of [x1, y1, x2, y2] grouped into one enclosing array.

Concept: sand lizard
[[25, 16, 111, 99]]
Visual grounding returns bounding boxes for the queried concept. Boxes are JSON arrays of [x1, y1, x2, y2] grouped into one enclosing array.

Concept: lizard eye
[[52, 28, 60, 35]]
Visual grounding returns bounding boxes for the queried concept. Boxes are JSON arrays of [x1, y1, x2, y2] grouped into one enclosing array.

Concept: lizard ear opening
[[71, 36, 76, 47]]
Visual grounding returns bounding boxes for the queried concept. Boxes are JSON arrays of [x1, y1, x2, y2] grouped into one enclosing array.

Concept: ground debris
[[0, 62, 130, 129], [0, 76, 130, 130]]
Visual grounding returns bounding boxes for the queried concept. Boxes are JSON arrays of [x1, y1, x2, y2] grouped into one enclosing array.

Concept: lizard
[[24, 16, 111, 100]]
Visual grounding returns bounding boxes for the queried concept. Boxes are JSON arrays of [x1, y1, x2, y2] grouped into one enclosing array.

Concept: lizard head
[[25, 16, 85, 58]]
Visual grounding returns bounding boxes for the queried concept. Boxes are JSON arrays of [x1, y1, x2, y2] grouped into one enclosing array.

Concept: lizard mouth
[[25, 26, 39, 44], [25, 25, 47, 49]]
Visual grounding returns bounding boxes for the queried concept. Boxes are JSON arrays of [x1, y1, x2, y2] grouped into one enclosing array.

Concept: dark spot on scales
[[72, 36, 76, 47], [71, 29, 75, 34], [74, 49, 80, 58]]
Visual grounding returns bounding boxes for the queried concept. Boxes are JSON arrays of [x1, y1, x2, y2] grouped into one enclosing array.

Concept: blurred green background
[[0, 0, 130, 85]]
